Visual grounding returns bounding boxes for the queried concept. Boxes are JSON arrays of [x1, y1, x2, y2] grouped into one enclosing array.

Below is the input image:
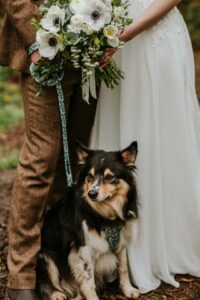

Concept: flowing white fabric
[[91, 0, 200, 293]]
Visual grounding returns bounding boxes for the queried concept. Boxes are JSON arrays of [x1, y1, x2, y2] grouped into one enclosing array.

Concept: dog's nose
[[88, 190, 98, 200]]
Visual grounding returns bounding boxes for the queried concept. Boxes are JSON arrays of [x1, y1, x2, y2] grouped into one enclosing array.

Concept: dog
[[36, 141, 140, 300]]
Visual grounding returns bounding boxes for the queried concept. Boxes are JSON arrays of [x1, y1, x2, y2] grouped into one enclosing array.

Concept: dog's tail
[[36, 252, 75, 299]]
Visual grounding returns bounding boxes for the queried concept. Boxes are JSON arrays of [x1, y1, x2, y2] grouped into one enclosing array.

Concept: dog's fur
[[36, 141, 140, 300]]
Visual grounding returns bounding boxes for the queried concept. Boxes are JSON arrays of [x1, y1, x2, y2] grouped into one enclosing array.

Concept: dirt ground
[[0, 51, 200, 300]]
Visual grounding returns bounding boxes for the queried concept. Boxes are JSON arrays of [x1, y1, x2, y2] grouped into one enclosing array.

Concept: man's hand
[[31, 50, 41, 64], [99, 48, 117, 68]]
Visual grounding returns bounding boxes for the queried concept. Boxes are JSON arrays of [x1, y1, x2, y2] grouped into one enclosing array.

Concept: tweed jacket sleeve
[[3, 0, 40, 48]]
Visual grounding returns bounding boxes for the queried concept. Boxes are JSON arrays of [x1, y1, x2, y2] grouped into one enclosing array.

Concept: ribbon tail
[[82, 69, 90, 104], [82, 68, 97, 103], [89, 68, 97, 99]]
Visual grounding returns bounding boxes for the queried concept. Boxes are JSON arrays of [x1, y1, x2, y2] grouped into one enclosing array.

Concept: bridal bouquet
[[31, 0, 132, 101]]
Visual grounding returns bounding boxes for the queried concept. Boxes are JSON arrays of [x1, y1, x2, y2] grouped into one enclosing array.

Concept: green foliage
[[179, 1, 200, 49], [0, 66, 14, 81], [112, 0, 122, 6], [0, 67, 23, 131], [0, 104, 24, 131], [0, 146, 19, 170], [0, 67, 22, 170], [31, 18, 42, 30], [185, 10, 200, 49]]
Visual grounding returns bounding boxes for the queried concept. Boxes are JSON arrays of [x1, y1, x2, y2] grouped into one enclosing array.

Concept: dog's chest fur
[[81, 218, 138, 278]]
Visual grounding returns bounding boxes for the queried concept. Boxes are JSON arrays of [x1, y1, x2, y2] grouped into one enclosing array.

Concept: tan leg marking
[[118, 248, 140, 299]]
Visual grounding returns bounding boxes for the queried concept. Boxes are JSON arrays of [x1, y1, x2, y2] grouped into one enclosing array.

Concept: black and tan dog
[[37, 142, 140, 300]]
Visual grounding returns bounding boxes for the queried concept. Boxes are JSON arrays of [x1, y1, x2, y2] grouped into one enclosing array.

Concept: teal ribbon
[[56, 82, 73, 186], [30, 61, 73, 187], [28, 42, 39, 55]]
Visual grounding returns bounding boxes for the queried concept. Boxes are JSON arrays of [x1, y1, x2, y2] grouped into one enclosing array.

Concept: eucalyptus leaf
[[67, 32, 79, 39]]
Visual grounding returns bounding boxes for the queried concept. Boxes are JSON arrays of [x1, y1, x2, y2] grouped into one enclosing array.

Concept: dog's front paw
[[71, 293, 84, 300], [123, 286, 140, 299], [86, 295, 99, 300], [51, 291, 67, 300]]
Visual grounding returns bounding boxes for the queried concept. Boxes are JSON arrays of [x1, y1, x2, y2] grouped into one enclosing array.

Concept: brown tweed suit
[[0, 0, 97, 289]]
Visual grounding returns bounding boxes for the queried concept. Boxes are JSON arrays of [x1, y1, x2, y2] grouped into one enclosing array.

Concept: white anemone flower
[[40, 5, 65, 33], [36, 29, 61, 60], [70, 0, 112, 32], [101, 0, 112, 12]]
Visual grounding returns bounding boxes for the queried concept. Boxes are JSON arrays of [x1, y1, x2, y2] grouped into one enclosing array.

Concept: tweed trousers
[[7, 64, 97, 289]]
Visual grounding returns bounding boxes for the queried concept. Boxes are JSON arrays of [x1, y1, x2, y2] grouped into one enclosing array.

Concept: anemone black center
[[48, 37, 57, 47], [53, 17, 60, 27], [91, 10, 100, 20]]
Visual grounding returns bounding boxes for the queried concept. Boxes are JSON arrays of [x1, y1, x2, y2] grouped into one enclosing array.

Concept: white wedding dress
[[91, 0, 200, 293]]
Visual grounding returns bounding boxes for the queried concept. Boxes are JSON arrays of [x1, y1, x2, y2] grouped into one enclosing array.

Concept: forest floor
[[0, 51, 200, 300]]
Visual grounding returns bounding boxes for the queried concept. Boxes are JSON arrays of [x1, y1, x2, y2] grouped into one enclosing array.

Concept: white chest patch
[[82, 220, 109, 254], [95, 252, 117, 277]]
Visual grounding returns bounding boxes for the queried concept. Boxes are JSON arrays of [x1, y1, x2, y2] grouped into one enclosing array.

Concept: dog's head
[[76, 141, 138, 220]]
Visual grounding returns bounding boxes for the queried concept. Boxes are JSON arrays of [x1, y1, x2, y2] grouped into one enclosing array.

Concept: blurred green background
[[0, 0, 200, 170], [179, 0, 200, 49]]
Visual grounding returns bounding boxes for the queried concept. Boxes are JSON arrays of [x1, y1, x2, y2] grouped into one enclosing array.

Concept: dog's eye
[[87, 173, 94, 181], [105, 174, 115, 182]]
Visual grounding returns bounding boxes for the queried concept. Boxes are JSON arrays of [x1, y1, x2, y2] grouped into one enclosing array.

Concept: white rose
[[104, 25, 118, 39], [114, 6, 125, 18], [70, 14, 84, 29], [81, 24, 94, 35], [67, 24, 76, 33], [107, 36, 120, 48]]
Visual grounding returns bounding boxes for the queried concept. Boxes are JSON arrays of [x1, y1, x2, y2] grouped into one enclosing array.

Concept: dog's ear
[[75, 140, 92, 165], [120, 141, 138, 167]]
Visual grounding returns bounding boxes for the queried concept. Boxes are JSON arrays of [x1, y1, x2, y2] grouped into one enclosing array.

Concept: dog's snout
[[88, 190, 98, 200]]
